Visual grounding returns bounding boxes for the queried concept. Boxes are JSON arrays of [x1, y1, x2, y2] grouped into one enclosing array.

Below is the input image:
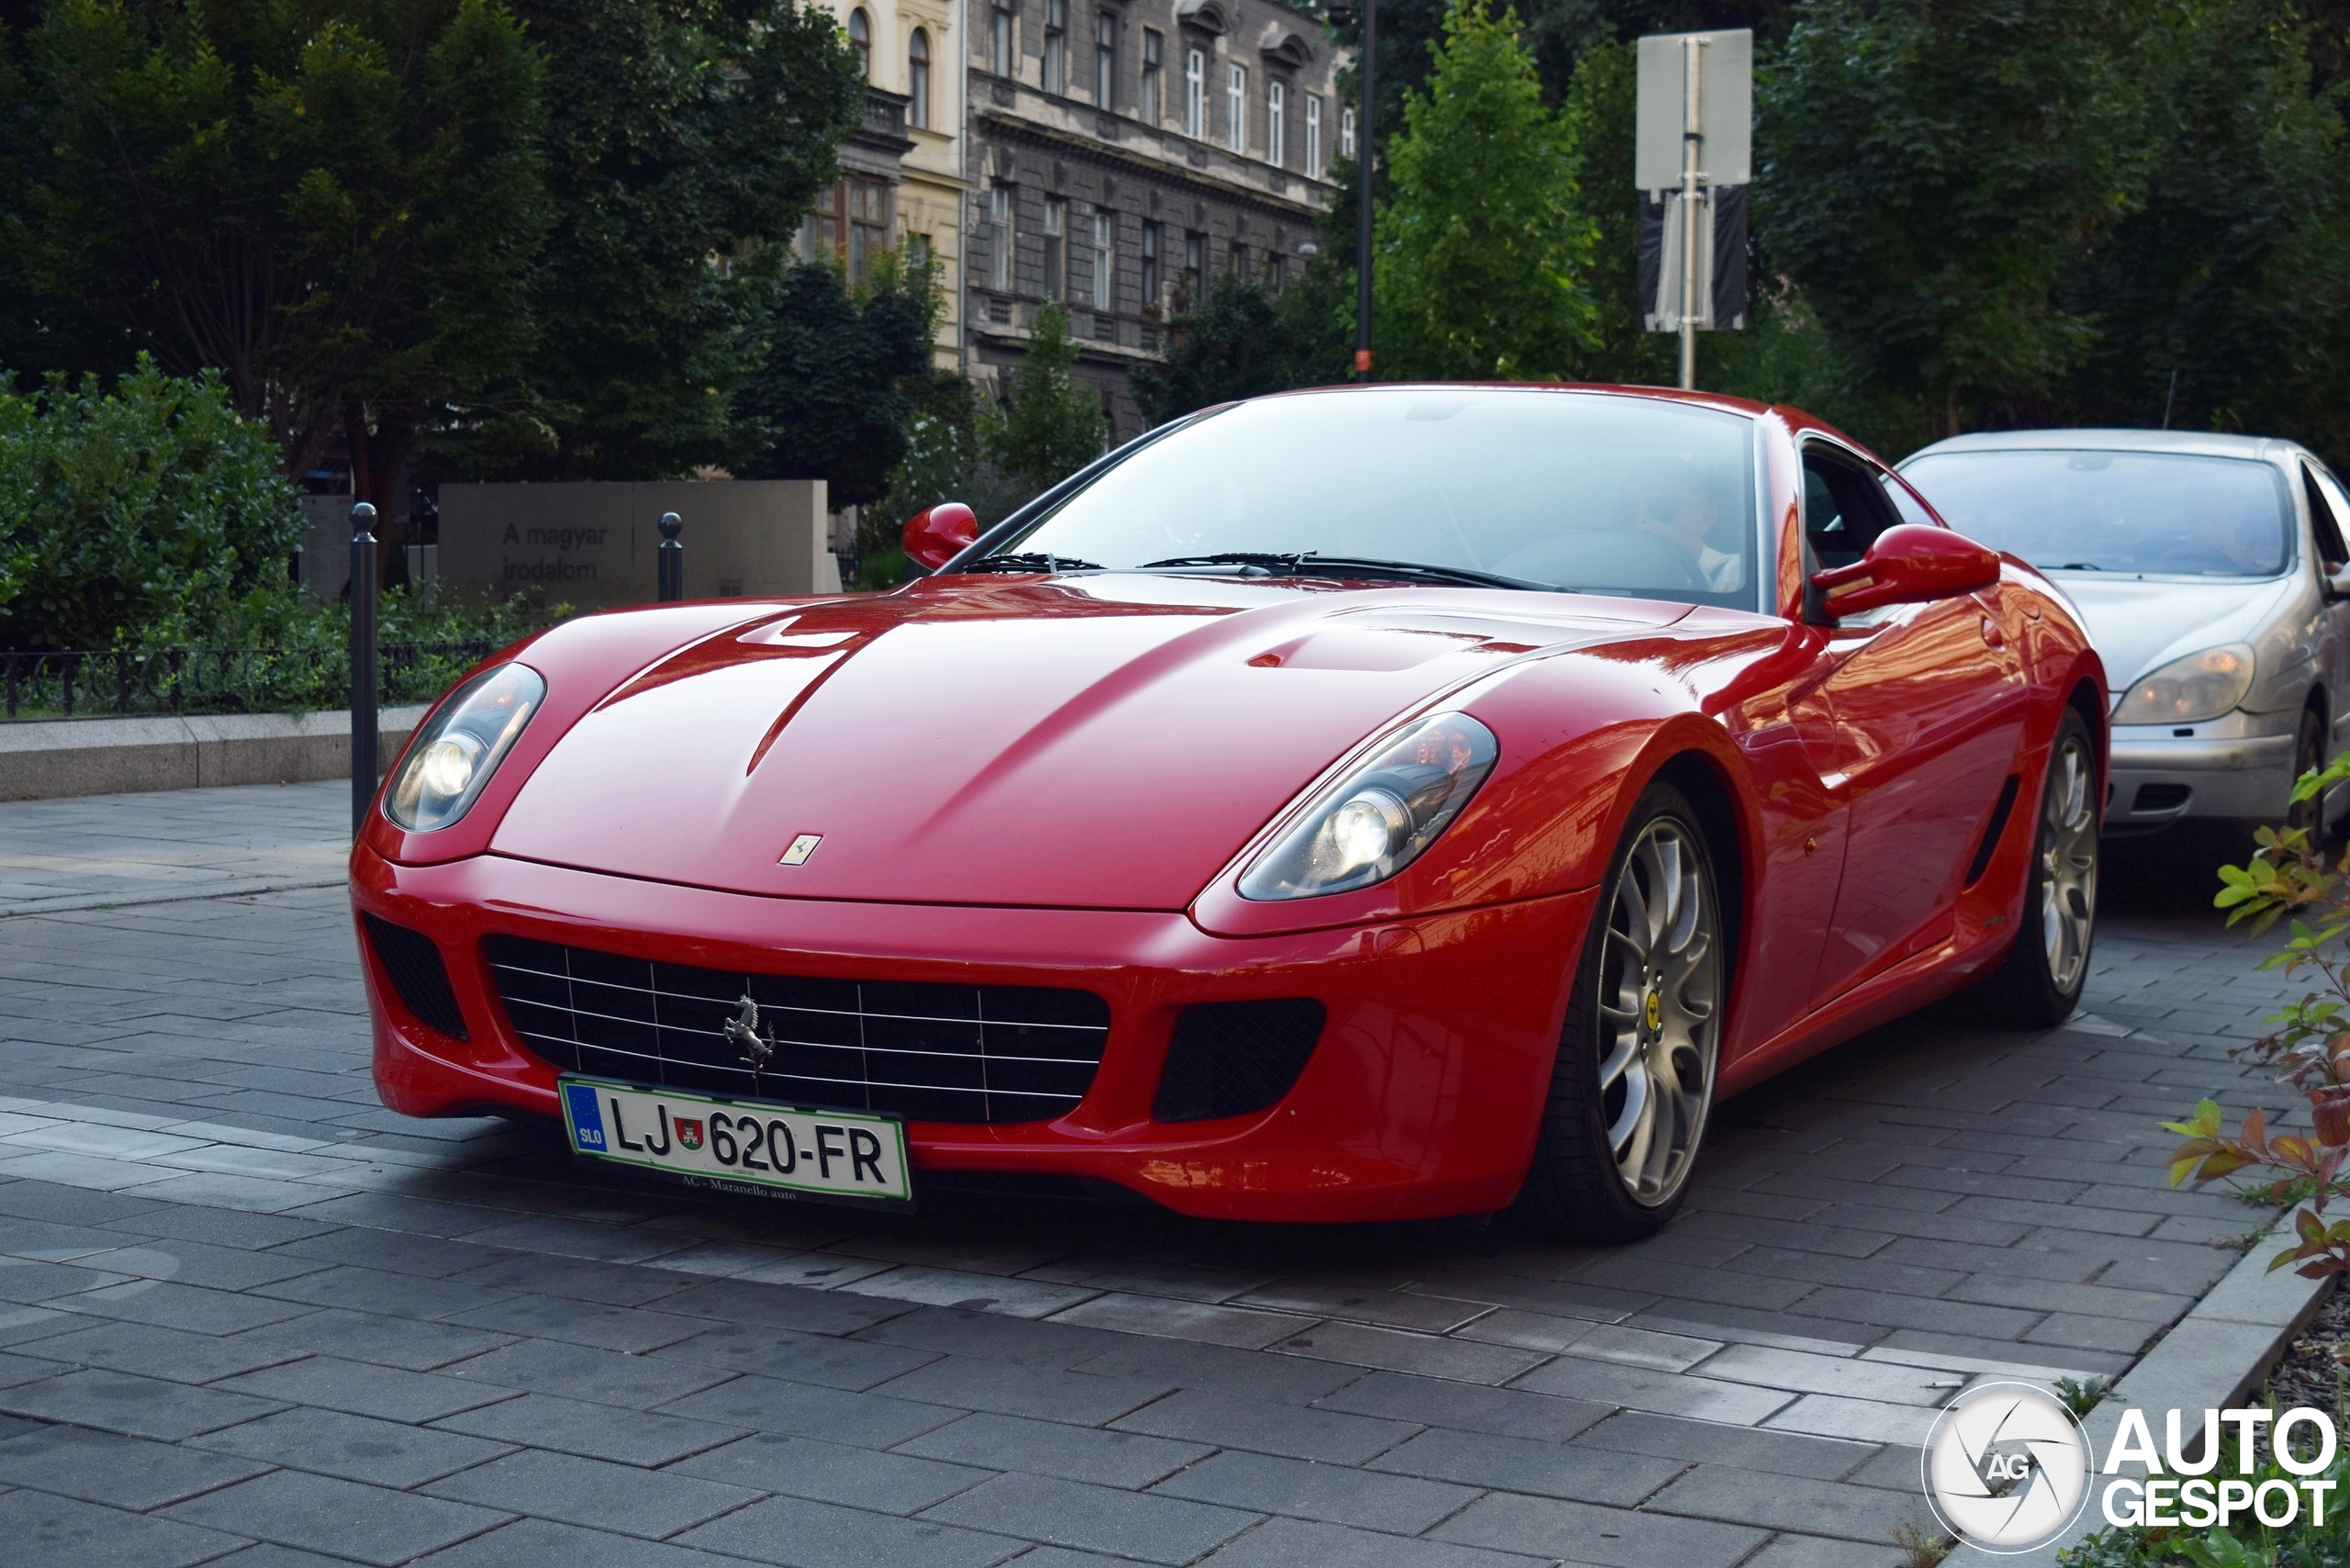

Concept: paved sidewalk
[[0, 780, 348, 917], [0, 785, 2304, 1567]]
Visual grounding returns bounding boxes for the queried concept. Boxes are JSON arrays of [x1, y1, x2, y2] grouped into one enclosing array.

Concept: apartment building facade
[[964, 0, 1346, 440], [806, 0, 971, 372]]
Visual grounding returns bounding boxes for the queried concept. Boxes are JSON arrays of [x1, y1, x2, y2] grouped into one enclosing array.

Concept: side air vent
[[363, 914, 469, 1040], [1964, 774, 2023, 888], [1152, 999, 1326, 1124], [2133, 782, 2193, 813]]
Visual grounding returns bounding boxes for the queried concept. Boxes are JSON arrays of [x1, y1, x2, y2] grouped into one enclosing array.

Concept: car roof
[[1903, 428, 2309, 465]]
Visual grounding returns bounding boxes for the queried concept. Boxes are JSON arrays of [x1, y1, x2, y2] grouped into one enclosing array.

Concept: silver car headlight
[[385, 663, 545, 832], [1240, 712, 1499, 901], [2113, 644, 2256, 726]]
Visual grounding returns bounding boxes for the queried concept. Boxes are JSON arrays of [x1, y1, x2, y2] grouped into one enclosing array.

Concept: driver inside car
[[1630, 460, 1744, 591]]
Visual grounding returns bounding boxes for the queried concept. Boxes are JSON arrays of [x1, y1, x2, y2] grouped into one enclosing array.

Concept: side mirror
[[2326, 564, 2350, 599], [902, 502, 979, 573], [1809, 522, 2000, 619]]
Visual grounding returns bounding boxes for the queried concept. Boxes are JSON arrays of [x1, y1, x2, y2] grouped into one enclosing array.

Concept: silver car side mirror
[[2329, 565, 2350, 599]]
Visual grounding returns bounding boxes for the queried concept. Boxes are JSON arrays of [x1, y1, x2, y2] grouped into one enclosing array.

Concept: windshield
[[1901, 449, 2291, 577], [980, 388, 1762, 609]]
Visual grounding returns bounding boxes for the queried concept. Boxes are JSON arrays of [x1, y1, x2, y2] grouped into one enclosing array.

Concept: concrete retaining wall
[[0, 706, 429, 801]]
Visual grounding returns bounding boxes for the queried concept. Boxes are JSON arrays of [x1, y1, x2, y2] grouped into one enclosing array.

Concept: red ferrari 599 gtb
[[352, 386, 2104, 1241]]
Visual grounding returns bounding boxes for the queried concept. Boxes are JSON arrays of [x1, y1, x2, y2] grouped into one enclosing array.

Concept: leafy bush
[[0, 357, 301, 650]]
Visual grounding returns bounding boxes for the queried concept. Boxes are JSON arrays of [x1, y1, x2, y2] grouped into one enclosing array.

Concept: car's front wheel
[[1515, 781, 1723, 1243], [1979, 711, 2098, 1027]]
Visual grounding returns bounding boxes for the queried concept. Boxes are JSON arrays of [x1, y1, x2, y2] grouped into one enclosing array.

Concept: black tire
[[1979, 711, 2098, 1028], [1514, 781, 1724, 1243], [2288, 705, 2326, 841]]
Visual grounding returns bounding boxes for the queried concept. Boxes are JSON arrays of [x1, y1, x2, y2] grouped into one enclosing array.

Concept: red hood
[[490, 576, 1688, 909]]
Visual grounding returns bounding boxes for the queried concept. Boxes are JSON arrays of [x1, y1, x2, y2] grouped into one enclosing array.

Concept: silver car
[[1901, 429, 2350, 837]]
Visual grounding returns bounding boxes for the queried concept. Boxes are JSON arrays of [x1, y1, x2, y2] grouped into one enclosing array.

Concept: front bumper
[[351, 846, 1595, 1224], [2103, 725, 2297, 834]]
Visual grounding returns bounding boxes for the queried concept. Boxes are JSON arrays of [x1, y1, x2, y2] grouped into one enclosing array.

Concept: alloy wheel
[[2038, 737, 2098, 994], [1595, 818, 1720, 1207]]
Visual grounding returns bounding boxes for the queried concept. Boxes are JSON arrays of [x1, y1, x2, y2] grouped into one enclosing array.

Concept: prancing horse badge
[[779, 834, 822, 866]]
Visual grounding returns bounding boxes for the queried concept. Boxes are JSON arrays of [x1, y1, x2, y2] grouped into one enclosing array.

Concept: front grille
[[1153, 999, 1326, 1123], [364, 914, 468, 1040], [483, 936, 1109, 1125]]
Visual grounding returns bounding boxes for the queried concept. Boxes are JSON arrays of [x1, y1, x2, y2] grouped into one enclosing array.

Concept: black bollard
[[658, 511, 684, 602], [350, 501, 378, 838]]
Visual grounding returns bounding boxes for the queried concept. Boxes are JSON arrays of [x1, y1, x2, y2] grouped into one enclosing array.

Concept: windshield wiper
[[956, 552, 1104, 574], [1138, 553, 1566, 592]]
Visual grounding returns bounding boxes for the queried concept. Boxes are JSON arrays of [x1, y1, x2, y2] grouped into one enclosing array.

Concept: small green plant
[[1894, 1519, 1954, 1568], [2166, 753, 2350, 1281], [2054, 1374, 2109, 1417]]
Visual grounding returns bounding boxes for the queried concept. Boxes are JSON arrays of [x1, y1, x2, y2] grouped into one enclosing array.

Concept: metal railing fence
[[0, 643, 504, 722]]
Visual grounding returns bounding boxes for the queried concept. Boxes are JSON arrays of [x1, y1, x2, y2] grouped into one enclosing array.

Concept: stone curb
[[0, 705, 428, 801], [1953, 1215, 2333, 1564]]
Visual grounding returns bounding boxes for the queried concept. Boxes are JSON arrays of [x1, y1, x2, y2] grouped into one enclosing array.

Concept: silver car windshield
[[989, 388, 1762, 609], [1903, 450, 2291, 577]]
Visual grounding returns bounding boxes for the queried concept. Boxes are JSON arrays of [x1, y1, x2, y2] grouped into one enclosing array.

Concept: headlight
[[1240, 712, 1499, 901], [2114, 644, 2255, 725], [385, 663, 544, 831]]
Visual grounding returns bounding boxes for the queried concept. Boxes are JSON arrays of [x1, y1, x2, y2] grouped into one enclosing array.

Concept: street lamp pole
[[1353, 0, 1375, 383]]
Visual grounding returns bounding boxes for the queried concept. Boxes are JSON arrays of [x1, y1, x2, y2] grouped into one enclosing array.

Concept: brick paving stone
[[0, 1421, 270, 1508], [677, 1493, 1025, 1568], [1196, 1516, 1550, 1568], [223, 1305, 517, 1371], [0, 1485, 250, 1568], [1505, 1357, 1793, 1425], [899, 1410, 1210, 1487], [921, 1472, 1259, 1564], [1433, 1491, 1770, 1568], [656, 1371, 967, 1448], [0, 1366, 286, 1439], [1368, 1426, 1684, 1506], [650, 1320, 940, 1390], [442, 1336, 735, 1408], [1313, 1371, 1616, 1444], [1738, 1534, 1908, 1568], [1069, 1336, 1366, 1404], [1268, 1320, 1548, 1384], [1152, 1448, 1478, 1533], [871, 1355, 1173, 1425], [1644, 1465, 1928, 1540], [435, 1390, 746, 1465], [408, 1517, 751, 1567], [1571, 1410, 1876, 1480], [192, 1405, 519, 1486], [670, 1431, 994, 1513], [1113, 1388, 1419, 1463], [161, 1469, 510, 1566], [860, 1305, 1136, 1370], [59, 1278, 316, 1334], [218, 1354, 519, 1422], [423, 1446, 762, 1538]]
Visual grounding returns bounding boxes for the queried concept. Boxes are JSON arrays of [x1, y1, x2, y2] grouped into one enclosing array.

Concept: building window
[[1225, 63, 1247, 152], [1305, 95, 1322, 174], [803, 175, 894, 283], [1090, 211, 1113, 309], [1184, 47, 1204, 139], [1043, 0, 1065, 94], [1267, 79, 1285, 165], [1140, 221, 1159, 307], [848, 8, 871, 80], [1182, 230, 1203, 308], [987, 185, 1013, 291], [991, 0, 1013, 75], [1340, 104, 1356, 159], [1230, 241, 1248, 280], [1268, 252, 1285, 292], [907, 29, 931, 128], [1095, 12, 1115, 105], [1042, 196, 1065, 298], [1140, 30, 1163, 124]]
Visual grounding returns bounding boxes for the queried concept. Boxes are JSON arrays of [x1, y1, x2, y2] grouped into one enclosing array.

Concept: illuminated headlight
[[2114, 644, 2255, 726], [385, 663, 544, 832], [1240, 712, 1499, 900]]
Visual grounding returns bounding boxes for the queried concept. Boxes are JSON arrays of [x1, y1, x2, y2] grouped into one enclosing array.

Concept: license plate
[[558, 1075, 912, 1209]]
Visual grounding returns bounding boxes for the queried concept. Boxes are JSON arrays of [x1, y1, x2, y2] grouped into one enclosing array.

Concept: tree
[[0, 357, 299, 650], [5, 0, 549, 498], [1555, 38, 1673, 386], [2054, 0, 2350, 456], [737, 250, 939, 508], [1372, 0, 1599, 380], [491, 0, 863, 480], [982, 303, 1107, 501], [1758, 0, 2156, 435], [1128, 269, 1349, 426]]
